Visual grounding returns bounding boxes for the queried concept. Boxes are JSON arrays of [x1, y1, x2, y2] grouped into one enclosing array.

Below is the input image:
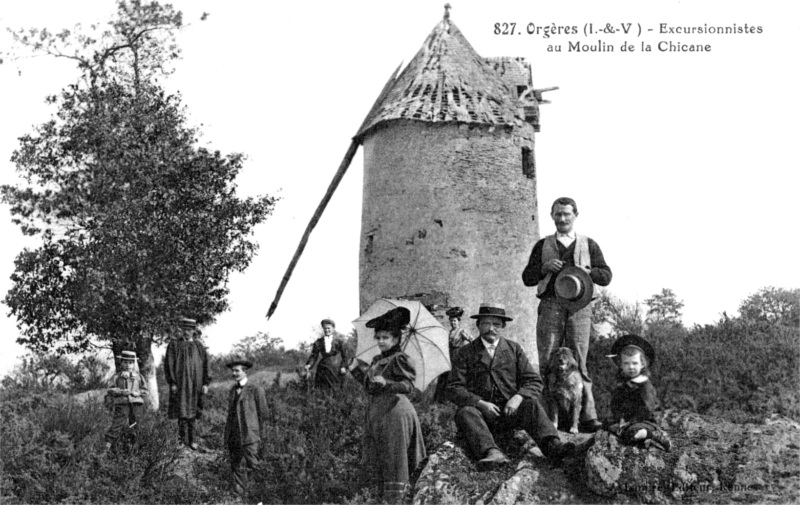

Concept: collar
[[629, 375, 648, 384], [237, 377, 248, 388], [480, 337, 499, 349], [379, 343, 403, 359], [323, 334, 333, 340], [556, 230, 576, 240]]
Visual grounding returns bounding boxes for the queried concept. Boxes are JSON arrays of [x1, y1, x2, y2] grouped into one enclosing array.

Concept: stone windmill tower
[[353, 6, 552, 362], [268, 6, 553, 365]]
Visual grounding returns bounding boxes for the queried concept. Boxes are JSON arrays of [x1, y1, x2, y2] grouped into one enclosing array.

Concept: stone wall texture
[[360, 119, 541, 365]]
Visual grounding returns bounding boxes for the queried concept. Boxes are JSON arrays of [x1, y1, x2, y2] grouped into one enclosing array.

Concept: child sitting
[[104, 350, 148, 451], [604, 334, 671, 451]]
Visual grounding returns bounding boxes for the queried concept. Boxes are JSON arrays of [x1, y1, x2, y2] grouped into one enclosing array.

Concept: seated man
[[447, 303, 576, 468]]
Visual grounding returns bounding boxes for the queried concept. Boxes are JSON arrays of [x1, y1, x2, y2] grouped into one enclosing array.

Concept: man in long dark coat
[[165, 317, 211, 450], [304, 318, 350, 389], [448, 303, 576, 469]]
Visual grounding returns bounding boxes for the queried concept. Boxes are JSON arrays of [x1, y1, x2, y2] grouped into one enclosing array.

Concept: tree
[[591, 291, 646, 337], [644, 288, 684, 326], [738, 287, 800, 327], [1, 1, 277, 409]]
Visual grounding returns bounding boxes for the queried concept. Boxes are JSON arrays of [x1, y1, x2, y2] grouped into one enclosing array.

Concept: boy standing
[[225, 358, 268, 496], [104, 350, 148, 451]]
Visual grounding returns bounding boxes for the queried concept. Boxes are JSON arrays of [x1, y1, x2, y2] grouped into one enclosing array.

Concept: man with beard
[[448, 303, 576, 469]]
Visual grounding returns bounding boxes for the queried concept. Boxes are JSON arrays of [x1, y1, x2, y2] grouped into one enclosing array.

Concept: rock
[[584, 409, 800, 503], [488, 463, 539, 505], [413, 441, 472, 505]]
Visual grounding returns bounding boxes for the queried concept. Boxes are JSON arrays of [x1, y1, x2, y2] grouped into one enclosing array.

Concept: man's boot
[[477, 448, 510, 470], [178, 419, 188, 446], [187, 419, 198, 450], [648, 429, 672, 452], [542, 437, 576, 461]]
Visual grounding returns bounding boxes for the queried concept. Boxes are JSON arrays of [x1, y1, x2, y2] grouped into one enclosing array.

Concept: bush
[[0, 389, 187, 504], [1, 353, 111, 393]]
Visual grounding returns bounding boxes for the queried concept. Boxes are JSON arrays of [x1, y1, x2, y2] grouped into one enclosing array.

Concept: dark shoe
[[477, 448, 510, 470], [579, 419, 603, 433], [649, 430, 672, 452], [542, 438, 577, 460]]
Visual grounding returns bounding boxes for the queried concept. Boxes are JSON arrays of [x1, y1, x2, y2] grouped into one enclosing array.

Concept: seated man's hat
[[554, 266, 594, 313], [609, 334, 656, 365], [470, 303, 513, 322], [366, 307, 411, 332]]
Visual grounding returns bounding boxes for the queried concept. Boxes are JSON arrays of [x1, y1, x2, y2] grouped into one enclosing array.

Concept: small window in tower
[[517, 85, 528, 98], [522, 146, 536, 179]]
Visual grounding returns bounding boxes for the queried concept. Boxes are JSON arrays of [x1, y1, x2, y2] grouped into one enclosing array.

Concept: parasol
[[353, 298, 450, 392]]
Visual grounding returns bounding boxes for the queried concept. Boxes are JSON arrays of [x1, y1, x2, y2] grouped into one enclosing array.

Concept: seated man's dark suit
[[448, 336, 560, 458]]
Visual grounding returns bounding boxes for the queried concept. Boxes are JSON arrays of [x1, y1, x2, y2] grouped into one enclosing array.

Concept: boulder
[[584, 409, 800, 503], [413, 410, 800, 504]]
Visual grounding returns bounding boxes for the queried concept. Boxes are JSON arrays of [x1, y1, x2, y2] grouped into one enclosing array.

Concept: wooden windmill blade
[[266, 63, 403, 319]]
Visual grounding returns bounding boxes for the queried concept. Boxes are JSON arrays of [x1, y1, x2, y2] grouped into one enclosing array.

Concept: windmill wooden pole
[[266, 140, 359, 319], [266, 63, 403, 319]]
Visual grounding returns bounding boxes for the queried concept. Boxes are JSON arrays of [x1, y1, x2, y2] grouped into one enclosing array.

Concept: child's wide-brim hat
[[610, 334, 656, 365], [554, 266, 594, 312], [117, 350, 139, 361]]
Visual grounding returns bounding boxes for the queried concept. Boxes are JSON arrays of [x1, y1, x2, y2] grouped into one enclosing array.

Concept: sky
[[0, 1, 797, 376]]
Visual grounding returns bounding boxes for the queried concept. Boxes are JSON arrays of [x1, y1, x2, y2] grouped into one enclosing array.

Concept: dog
[[545, 347, 584, 434]]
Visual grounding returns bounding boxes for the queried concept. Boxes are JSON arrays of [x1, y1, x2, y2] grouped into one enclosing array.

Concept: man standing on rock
[[165, 317, 211, 450], [522, 197, 612, 433], [448, 303, 576, 469]]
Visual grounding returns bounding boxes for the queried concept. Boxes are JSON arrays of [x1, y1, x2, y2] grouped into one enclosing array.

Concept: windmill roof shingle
[[355, 15, 531, 141]]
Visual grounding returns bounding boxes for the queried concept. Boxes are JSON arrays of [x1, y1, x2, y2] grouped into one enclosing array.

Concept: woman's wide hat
[[470, 303, 513, 322], [609, 334, 656, 365], [554, 266, 594, 312], [366, 307, 411, 332]]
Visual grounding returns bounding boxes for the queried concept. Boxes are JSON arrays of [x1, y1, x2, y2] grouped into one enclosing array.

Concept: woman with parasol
[[349, 306, 427, 503]]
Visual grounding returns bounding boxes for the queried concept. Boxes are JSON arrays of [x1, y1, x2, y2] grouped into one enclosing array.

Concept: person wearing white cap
[[522, 197, 612, 433], [104, 350, 148, 451], [165, 317, 211, 450]]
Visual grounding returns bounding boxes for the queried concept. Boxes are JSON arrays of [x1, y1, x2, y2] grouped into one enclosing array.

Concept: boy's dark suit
[[225, 381, 268, 495], [448, 336, 560, 457]]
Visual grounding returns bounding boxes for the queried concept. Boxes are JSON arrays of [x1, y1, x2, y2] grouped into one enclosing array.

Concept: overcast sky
[[1, 1, 797, 376]]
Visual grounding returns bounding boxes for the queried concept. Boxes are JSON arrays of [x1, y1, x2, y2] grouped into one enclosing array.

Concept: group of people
[[102, 196, 670, 502], [331, 196, 670, 501], [103, 317, 266, 497]]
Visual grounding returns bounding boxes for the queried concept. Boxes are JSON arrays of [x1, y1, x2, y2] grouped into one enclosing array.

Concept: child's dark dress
[[609, 375, 663, 444]]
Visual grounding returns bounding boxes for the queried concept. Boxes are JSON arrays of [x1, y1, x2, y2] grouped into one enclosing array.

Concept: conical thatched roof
[[355, 11, 530, 141]]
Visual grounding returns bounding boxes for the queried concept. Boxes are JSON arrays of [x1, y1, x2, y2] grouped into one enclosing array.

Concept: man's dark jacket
[[225, 382, 268, 447], [447, 336, 543, 408]]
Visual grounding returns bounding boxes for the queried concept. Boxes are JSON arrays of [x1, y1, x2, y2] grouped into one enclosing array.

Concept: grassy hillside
[[1, 316, 797, 503]]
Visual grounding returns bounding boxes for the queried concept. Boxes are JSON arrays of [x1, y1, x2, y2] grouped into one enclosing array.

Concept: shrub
[[0, 390, 192, 504]]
